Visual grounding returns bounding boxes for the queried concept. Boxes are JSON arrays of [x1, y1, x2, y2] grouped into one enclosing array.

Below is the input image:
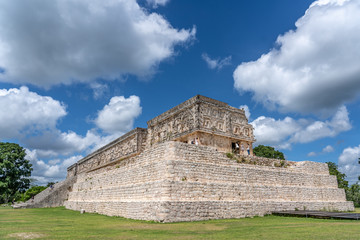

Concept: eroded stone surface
[[64, 142, 354, 222]]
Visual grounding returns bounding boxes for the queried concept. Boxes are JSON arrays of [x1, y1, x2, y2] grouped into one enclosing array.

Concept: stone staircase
[[13, 176, 76, 209]]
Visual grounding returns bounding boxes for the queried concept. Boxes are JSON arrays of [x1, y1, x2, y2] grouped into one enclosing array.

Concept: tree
[[253, 145, 285, 160], [326, 162, 349, 189], [346, 183, 360, 207], [21, 185, 47, 202], [0, 142, 32, 203], [358, 157, 360, 182], [46, 182, 56, 187], [326, 161, 360, 206]]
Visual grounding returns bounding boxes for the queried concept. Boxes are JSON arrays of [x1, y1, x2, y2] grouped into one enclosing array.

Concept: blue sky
[[0, 0, 359, 185]]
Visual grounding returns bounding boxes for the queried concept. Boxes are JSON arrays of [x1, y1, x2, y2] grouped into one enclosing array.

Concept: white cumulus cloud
[[0, 86, 67, 139], [25, 129, 125, 185], [0, 87, 142, 157], [95, 95, 142, 134], [251, 105, 351, 149], [0, 0, 195, 87], [251, 116, 301, 149], [338, 145, 360, 184], [233, 0, 360, 115], [290, 106, 351, 143], [24, 129, 105, 158], [26, 149, 83, 184], [0, 86, 109, 157]]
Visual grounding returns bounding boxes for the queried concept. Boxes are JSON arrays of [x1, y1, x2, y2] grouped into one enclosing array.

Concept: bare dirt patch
[[7, 232, 46, 239]]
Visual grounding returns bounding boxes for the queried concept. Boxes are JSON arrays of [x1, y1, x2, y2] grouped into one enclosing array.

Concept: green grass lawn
[[1, 206, 359, 240]]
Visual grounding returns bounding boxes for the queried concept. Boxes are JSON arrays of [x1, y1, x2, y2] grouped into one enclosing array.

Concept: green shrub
[[226, 152, 235, 159], [280, 160, 286, 167], [21, 186, 47, 202]]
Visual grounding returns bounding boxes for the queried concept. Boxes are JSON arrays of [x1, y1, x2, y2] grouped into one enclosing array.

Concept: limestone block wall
[[64, 141, 354, 222], [65, 143, 173, 221]]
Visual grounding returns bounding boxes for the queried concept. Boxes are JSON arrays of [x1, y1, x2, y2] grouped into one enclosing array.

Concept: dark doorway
[[231, 142, 239, 154]]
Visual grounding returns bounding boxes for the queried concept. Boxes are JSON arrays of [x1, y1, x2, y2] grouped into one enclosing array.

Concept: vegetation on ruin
[[226, 152, 236, 160], [253, 145, 285, 160], [0, 206, 359, 240], [20, 186, 47, 202], [327, 162, 360, 207], [225, 152, 288, 168], [327, 162, 349, 189], [273, 160, 286, 168]]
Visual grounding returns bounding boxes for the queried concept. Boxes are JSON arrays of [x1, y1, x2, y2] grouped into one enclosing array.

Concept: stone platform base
[[65, 200, 354, 222], [64, 142, 354, 222]]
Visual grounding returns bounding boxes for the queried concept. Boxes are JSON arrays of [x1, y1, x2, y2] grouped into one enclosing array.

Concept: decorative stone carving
[[75, 128, 147, 173]]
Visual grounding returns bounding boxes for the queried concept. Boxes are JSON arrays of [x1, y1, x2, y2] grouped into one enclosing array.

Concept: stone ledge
[[64, 200, 354, 222]]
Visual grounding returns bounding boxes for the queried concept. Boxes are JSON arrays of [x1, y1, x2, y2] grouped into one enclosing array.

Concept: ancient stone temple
[[146, 95, 255, 155], [15, 95, 354, 222]]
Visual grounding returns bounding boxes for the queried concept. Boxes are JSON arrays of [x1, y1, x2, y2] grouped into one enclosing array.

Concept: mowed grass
[[1, 206, 359, 240]]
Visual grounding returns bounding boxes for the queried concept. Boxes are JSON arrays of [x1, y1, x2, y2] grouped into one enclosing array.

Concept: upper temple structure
[[146, 95, 255, 154], [14, 95, 354, 222], [70, 95, 256, 175]]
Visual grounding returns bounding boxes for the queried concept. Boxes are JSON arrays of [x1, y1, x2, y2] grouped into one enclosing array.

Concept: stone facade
[[16, 95, 354, 221], [146, 95, 255, 154], [64, 142, 353, 222], [67, 128, 147, 176]]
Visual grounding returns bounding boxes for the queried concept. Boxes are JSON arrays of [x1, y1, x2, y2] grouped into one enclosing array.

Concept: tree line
[[327, 161, 360, 207]]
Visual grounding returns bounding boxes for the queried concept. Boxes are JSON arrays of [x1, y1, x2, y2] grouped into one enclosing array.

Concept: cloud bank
[[0, 87, 66, 138], [234, 0, 360, 115], [95, 95, 142, 134], [0, 86, 142, 183], [26, 149, 83, 185], [0, 0, 195, 87], [250, 105, 351, 149]]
